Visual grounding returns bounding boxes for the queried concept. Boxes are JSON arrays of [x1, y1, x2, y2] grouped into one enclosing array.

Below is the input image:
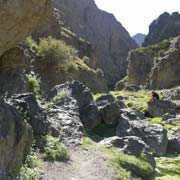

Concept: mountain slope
[[143, 12, 180, 46], [132, 33, 146, 47], [52, 0, 137, 88]]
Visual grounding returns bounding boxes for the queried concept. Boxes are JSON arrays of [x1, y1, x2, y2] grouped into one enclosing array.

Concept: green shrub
[[18, 151, 41, 180], [96, 68, 104, 77], [46, 89, 70, 108], [82, 56, 90, 64], [26, 73, 42, 101], [37, 36, 77, 69], [25, 36, 38, 53], [44, 136, 69, 161]]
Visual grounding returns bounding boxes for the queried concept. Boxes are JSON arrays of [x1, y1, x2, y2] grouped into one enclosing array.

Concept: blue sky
[[94, 0, 180, 36]]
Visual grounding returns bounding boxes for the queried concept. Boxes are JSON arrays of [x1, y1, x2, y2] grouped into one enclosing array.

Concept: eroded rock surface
[[0, 98, 33, 179], [0, 0, 51, 56]]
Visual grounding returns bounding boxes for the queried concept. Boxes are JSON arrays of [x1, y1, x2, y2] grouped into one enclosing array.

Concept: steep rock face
[[132, 33, 146, 47], [143, 12, 180, 46], [127, 50, 154, 86], [0, 0, 51, 56], [53, 0, 137, 87], [126, 36, 180, 89], [149, 49, 180, 89], [0, 99, 33, 179]]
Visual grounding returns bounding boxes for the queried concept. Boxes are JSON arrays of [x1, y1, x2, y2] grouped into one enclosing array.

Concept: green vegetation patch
[[111, 90, 151, 111], [82, 132, 154, 180], [18, 151, 41, 180], [46, 89, 70, 108], [135, 39, 171, 60], [26, 72, 42, 102], [155, 156, 180, 180], [44, 135, 69, 162]]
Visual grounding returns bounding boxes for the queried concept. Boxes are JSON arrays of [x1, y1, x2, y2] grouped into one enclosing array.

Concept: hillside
[[0, 1, 179, 180], [132, 33, 146, 47], [52, 0, 138, 88]]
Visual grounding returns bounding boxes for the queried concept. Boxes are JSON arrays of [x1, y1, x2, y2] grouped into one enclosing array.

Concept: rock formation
[[0, 0, 51, 56], [143, 12, 180, 46], [52, 0, 138, 87], [124, 36, 180, 89]]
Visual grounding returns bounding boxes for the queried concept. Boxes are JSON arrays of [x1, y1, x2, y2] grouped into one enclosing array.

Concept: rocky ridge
[[143, 12, 180, 46]]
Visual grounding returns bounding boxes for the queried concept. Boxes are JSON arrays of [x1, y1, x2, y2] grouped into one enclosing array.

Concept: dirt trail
[[39, 147, 118, 180]]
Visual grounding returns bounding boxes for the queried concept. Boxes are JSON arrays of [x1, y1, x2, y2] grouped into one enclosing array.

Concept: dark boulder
[[167, 129, 180, 153], [80, 103, 101, 129], [0, 98, 33, 179], [47, 80, 93, 112], [148, 100, 177, 117], [11, 93, 49, 135], [96, 94, 120, 125], [46, 96, 85, 146], [121, 108, 145, 121], [116, 119, 168, 156]]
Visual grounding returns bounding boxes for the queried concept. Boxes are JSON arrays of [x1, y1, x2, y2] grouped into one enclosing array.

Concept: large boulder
[[0, 0, 51, 56], [96, 94, 120, 125], [46, 96, 85, 146], [98, 136, 155, 168], [0, 98, 33, 179], [116, 119, 168, 156], [47, 81, 101, 129], [11, 93, 49, 135], [167, 129, 180, 154], [148, 100, 177, 117], [53, 0, 137, 87], [47, 80, 93, 111], [121, 108, 145, 121]]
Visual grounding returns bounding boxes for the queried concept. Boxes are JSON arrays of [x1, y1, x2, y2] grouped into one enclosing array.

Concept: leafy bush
[[26, 72, 42, 101], [96, 68, 104, 77], [37, 36, 78, 70], [82, 56, 90, 64], [46, 89, 70, 108], [44, 136, 69, 161], [18, 151, 41, 180]]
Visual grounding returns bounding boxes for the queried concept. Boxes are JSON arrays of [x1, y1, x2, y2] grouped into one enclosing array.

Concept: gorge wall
[[52, 0, 138, 88]]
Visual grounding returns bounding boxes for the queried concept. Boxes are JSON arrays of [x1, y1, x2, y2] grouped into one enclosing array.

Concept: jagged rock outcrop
[[0, 47, 30, 97], [0, 98, 33, 179], [53, 0, 137, 87], [47, 81, 101, 130], [132, 33, 146, 47], [0, 0, 51, 56], [127, 50, 154, 86], [143, 12, 180, 46], [125, 36, 180, 89], [149, 47, 180, 89], [116, 119, 168, 156], [11, 93, 49, 136]]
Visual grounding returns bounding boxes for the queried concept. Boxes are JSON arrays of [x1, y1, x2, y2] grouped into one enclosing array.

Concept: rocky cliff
[[123, 36, 180, 90], [143, 12, 180, 46], [0, 0, 51, 56], [52, 0, 138, 88]]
